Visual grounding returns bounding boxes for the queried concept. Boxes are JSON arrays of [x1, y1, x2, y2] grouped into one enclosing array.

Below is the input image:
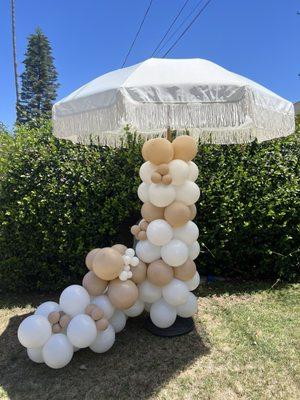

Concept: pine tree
[[17, 27, 59, 124]]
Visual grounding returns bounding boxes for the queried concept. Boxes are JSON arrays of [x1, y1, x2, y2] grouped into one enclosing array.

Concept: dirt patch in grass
[[0, 283, 299, 400]]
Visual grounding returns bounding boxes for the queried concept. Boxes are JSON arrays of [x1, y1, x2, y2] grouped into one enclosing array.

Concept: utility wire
[[151, 0, 190, 57], [156, 0, 205, 56], [121, 0, 154, 68], [162, 0, 213, 58]]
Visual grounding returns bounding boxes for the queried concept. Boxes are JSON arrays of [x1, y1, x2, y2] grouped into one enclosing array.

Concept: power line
[[151, 0, 190, 58], [156, 0, 205, 56], [162, 0, 213, 58], [121, 0, 154, 68]]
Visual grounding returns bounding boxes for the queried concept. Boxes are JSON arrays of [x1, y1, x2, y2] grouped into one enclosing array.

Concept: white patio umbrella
[[53, 58, 295, 145]]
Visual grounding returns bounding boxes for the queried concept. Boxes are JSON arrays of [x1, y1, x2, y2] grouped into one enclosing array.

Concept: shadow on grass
[[0, 311, 210, 400]]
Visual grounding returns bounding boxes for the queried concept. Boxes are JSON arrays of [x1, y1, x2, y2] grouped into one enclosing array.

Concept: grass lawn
[[0, 281, 299, 400]]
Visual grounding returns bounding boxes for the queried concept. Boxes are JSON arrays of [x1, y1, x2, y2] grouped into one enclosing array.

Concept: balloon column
[[17, 135, 200, 368]]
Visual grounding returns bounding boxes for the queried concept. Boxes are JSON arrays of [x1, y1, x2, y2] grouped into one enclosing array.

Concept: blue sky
[[1, 0, 299, 128]]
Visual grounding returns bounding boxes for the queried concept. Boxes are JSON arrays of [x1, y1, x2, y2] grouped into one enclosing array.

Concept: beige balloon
[[139, 219, 149, 231], [96, 318, 109, 331], [82, 271, 108, 296], [142, 139, 155, 161], [52, 323, 62, 333], [85, 304, 97, 315], [111, 244, 127, 255], [59, 314, 71, 329], [151, 172, 162, 184], [164, 201, 190, 227], [137, 231, 147, 241], [156, 164, 169, 175], [131, 225, 140, 235], [189, 204, 197, 220], [141, 202, 165, 222], [130, 260, 147, 284], [93, 248, 124, 281], [174, 258, 197, 281], [143, 138, 174, 165], [147, 259, 174, 287], [172, 135, 198, 161], [48, 311, 60, 325], [91, 307, 104, 321], [85, 248, 101, 270], [162, 174, 172, 185], [108, 279, 139, 309]]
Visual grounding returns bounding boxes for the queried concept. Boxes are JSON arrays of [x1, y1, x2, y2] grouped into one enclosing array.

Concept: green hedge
[[0, 121, 299, 292]]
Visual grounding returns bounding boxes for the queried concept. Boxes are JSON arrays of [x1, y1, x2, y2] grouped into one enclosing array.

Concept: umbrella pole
[[166, 126, 172, 141]]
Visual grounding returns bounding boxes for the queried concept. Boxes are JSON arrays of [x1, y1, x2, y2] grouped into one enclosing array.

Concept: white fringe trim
[[53, 90, 295, 146]]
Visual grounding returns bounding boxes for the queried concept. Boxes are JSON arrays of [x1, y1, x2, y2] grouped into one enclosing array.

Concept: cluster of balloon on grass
[[17, 135, 201, 368]]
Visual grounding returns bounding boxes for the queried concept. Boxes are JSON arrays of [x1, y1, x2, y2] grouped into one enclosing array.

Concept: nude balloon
[[142, 138, 174, 165], [141, 202, 165, 222], [85, 248, 101, 270], [82, 271, 108, 296], [172, 135, 197, 161], [164, 201, 191, 228], [147, 259, 174, 287], [130, 260, 147, 284], [107, 279, 139, 309], [93, 248, 123, 281], [111, 244, 127, 255], [174, 258, 196, 281], [149, 184, 176, 207]]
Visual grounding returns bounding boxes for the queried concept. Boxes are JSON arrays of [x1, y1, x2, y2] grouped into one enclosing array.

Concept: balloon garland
[[17, 135, 200, 368]]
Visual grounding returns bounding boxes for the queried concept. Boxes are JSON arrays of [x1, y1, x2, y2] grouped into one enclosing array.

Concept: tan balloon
[[189, 204, 197, 220], [172, 135, 198, 161], [147, 259, 174, 287], [111, 244, 127, 255], [139, 219, 149, 231], [85, 248, 101, 270], [162, 174, 172, 185], [151, 172, 162, 184], [142, 139, 155, 161], [59, 314, 71, 329], [164, 201, 190, 227], [131, 225, 140, 235], [143, 138, 174, 165], [174, 258, 197, 281], [157, 164, 169, 175], [130, 260, 147, 284], [82, 271, 108, 296], [93, 248, 124, 281], [52, 323, 62, 333], [137, 231, 147, 241], [96, 318, 109, 331], [108, 279, 139, 309], [48, 311, 60, 325], [85, 304, 97, 315], [141, 202, 165, 222], [91, 307, 104, 321]]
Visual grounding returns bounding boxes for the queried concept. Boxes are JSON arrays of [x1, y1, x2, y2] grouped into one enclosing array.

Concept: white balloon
[[124, 299, 144, 317], [125, 248, 135, 258], [139, 161, 156, 184], [168, 159, 189, 185], [130, 256, 139, 267], [175, 181, 200, 205], [137, 182, 149, 203], [189, 241, 200, 260], [150, 298, 177, 328], [177, 293, 198, 317], [148, 184, 176, 207], [89, 324, 115, 353], [135, 240, 161, 263], [42, 333, 74, 369], [67, 314, 97, 348], [109, 310, 127, 333], [161, 239, 188, 267], [92, 295, 115, 319], [139, 280, 162, 303], [18, 315, 52, 348], [162, 278, 189, 306], [59, 285, 90, 317], [35, 301, 60, 318], [185, 272, 200, 291], [27, 347, 44, 363], [173, 221, 199, 246], [187, 161, 199, 182], [146, 219, 173, 246]]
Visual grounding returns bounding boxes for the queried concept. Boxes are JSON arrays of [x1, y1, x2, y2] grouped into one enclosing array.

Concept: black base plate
[[144, 316, 195, 337]]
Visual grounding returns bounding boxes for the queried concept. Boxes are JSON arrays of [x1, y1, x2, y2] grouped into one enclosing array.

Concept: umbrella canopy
[[53, 58, 295, 145]]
